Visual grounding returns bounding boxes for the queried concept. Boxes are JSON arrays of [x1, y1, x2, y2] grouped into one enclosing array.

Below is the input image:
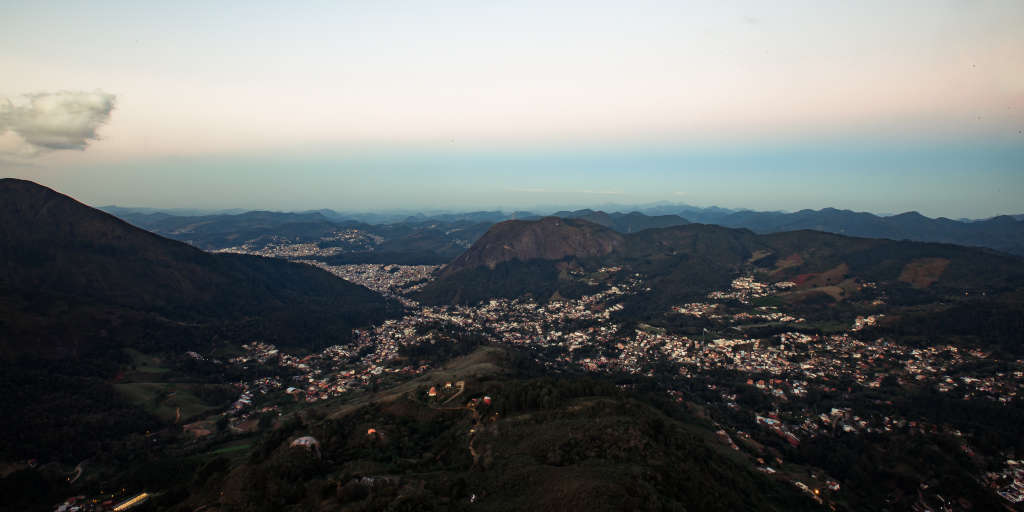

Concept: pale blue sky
[[1, 0, 1022, 217]]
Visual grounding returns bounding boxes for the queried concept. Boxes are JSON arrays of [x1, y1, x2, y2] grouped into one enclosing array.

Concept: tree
[[259, 412, 275, 430]]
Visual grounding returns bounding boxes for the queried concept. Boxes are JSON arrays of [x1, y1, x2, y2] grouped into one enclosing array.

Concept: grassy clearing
[[121, 347, 172, 383], [123, 347, 171, 372], [751, 295, 785, 308], [801, 320, 850, 334], [182, 440, 255, 467], [115, 381, 218, 422], [898, 258, 950, 289], [329, 346, 508, 420], [208, 441, 253, 456]]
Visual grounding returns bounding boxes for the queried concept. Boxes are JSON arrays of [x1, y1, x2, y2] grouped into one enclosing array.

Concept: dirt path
[[440, 381, 466, 405], [68, 463, 83, 484]]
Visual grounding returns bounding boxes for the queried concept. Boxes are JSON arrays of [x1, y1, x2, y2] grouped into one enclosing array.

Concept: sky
[[1, 0, 1022, 218]]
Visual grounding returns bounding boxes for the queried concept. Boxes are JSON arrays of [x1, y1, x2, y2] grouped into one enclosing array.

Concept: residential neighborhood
[[172, 266, 1023, 509]]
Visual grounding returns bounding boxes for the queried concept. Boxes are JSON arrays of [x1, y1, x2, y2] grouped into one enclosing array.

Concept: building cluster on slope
[[707, 277, 795, 302], [214, 241, 345, 259], [987, 460, 1024, 504], [298, 262, 438, 304], [212, 228, 381, 258], [179, 265, 1022, 508], [213, 270, 1021, 441]]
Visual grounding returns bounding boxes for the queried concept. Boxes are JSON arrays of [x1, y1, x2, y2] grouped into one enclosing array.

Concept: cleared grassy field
[[898, 257, 950, 289], [208, 441, 253, 456], [115, 381, 220, 422], [123, 347, 171, 372]]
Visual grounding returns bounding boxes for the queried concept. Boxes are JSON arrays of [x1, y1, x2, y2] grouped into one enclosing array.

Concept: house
[[290, 436, 322, 459]]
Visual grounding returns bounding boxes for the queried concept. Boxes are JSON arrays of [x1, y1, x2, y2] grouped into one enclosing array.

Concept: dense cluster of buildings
[[228, 338, 431, 408], [988, 460, 1024, 504], [298, 262, 438, 302], [212, 228, 381, 259], [708, 277, 795, 302], [218, 269, 1021, 441], [186, 266, 1021, 507], [214, 241, 344, 259]]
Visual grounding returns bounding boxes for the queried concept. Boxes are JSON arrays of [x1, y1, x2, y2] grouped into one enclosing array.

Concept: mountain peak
[[890, 211, 927, 219], [444, 217, 624, 274]]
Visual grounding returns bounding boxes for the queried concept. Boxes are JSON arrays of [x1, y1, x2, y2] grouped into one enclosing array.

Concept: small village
[[212, 228, 382, 259], [298, 261, 439, 303]]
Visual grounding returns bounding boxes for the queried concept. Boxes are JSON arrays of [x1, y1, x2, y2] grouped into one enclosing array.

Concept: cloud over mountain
[[0, 90, 116, 156]]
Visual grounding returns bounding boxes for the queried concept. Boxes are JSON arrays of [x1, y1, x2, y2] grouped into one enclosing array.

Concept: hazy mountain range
[[102, 204, 1024, 257]]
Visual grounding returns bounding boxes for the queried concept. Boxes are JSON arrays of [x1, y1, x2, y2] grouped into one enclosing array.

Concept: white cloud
[[0, 90, 116, 157]]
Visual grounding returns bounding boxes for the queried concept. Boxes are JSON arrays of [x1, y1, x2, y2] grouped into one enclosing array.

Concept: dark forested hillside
[[128, 346, 824, 512], [442, 217, 625, 275], [0, 179, 399, 464], [0, 179, 398, 358]]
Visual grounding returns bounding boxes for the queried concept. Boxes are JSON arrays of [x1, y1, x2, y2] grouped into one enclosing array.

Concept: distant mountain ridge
[[118, 209, 343, 249], [107, 207, 493, 263], [690, 207, 1024, 255], [103, 203, 1024, 256], [549, 209, 690, 233]]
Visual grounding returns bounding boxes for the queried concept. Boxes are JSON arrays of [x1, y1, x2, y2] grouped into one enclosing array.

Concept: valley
[[2, 181, 1023, 511]]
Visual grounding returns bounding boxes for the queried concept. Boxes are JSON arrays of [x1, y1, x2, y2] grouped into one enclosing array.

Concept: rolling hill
[[550, 209, 690, 233], [163, 346, 824, 512], [443, 217, 624, 275], [419, 217, 1024, 308], [113, 209, 344, 250], [108, 207, 494, 264]]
